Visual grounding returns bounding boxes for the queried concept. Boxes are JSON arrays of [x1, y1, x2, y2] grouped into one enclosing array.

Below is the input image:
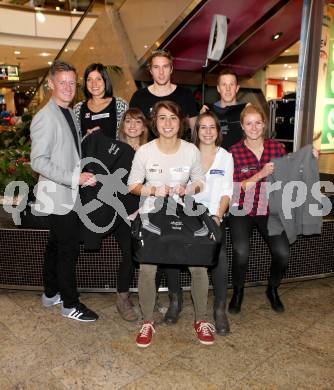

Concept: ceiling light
[[56, 6, 60, 11], [144, 45, 148, 49], [64, 48, 68, 52], [272, 32, 283, 41], [36, 11, 46, 23], [73, 8, 77, 12], [284, 64, 288, 67], [284, 77, 288, 80], [89, 46, 95, 50], [40, 52, 51, 57], [14, 50, 21, 55], [48, 61, 52, 66], [288, 65, 292, 69], [285, 49, 290, 53]]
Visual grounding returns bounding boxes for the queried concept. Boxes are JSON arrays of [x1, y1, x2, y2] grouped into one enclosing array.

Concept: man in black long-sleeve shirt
[[201, 69, 246, 150]]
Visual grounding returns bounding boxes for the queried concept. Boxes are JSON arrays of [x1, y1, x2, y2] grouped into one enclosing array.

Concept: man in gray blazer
[[30, 60, 98, 322]]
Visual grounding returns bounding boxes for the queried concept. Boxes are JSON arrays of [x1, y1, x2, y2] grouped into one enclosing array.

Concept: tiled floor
[[0, 277, 333, 389]]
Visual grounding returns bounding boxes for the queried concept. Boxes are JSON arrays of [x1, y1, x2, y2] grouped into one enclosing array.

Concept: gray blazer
[[30, 98, 81, 215]]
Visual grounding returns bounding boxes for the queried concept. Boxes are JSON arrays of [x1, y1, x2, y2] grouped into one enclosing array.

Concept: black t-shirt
[[59, 106, 80, 154], [209, 102, 246, 150], [80, 99, 117, 138], [129, 86, 198, 119]]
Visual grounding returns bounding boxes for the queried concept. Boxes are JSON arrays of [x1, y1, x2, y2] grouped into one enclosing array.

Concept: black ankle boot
[[228, 287, 244, 314], [164, 291, 182, 324], [214, 300, 230, 336], [266, 286, 284, 313]]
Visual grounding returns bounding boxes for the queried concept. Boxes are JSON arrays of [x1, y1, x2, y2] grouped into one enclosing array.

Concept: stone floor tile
[[0, 370, 12, 390], [52, 347, 144, 390], [4, 308, 54, 345], [0, 293, 22, 321], [11, 372, 68, 390], [294, 310, 334, 358], [230, 344, 334, 390], [0, 321, 11, 343], [51, 315, 130, 356], [0, 278, 332, 389], [121, 360, 220, 390], [0, 334, 77, 382]]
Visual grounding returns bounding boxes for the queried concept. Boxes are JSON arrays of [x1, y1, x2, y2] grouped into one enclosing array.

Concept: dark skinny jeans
[[114, 219, 135, 293], [229, 215, 289, 288], [210, 220, 228, 305]]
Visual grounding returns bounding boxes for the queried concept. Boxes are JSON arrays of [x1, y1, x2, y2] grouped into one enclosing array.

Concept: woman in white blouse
[[193, 111, 234, 335], [128, 100, 215, 348]]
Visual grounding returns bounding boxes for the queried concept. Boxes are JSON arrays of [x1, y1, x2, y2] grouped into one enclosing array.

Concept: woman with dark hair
[[128, 100, 215, 348], [75, 64, 136, 322], [119, 108, 149, 150], [74, 63, 128, 138], [192, 111, 234, 335]]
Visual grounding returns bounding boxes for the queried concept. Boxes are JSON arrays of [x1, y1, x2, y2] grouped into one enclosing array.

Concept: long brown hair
[[119, 108, 148, 146]]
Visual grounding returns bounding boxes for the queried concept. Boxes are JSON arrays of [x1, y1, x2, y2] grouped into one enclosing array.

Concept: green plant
[[0, 113, 37, 195]]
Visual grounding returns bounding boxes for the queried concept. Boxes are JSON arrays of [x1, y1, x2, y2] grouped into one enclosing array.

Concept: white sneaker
[[42, 293, 62, 307]]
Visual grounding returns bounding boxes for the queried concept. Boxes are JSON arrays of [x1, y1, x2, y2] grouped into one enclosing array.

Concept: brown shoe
[[116, 292, 138, 322]]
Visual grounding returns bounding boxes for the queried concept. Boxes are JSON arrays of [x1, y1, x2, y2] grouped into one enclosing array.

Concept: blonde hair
[[119, 108, 148, 146], [240, 104, 266, 126]]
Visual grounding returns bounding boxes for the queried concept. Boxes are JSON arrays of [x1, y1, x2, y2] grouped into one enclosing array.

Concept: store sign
[[0, 65, 19, 81], [314, 5, 334, 151]]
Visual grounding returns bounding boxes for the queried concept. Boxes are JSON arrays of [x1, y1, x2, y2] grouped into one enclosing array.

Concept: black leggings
[[229, 215, 289, 288], [210, 221, 228, 304], [155, 266, 181, 294], [114, 219, 135, 293]]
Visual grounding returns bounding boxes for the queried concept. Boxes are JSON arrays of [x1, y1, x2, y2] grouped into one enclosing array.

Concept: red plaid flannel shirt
[[229, 139, 286, 216]]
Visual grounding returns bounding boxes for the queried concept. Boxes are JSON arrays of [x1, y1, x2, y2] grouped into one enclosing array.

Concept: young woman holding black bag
[[128, 100, 215, 348]]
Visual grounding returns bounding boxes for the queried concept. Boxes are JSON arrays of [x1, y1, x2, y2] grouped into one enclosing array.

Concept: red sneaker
[[194, 320, 215, 345], [136, 321, 155, 348]]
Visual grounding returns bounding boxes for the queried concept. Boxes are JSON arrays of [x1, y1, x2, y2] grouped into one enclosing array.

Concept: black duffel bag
[[131, 196, 222, 266]]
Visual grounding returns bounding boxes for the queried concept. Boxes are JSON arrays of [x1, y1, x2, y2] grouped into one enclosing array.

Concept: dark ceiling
[[164, 0, 303, 77]]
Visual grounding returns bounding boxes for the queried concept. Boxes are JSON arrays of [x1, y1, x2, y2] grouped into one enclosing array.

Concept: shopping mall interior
[[0, 0, 333, 388]]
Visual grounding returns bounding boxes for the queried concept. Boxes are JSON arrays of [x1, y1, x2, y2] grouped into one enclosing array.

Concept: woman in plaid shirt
[[228, 104, 289, 314]]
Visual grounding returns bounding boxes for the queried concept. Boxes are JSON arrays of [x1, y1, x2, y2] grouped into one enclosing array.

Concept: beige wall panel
[[68, 8, 138, 102], [0, 9, 35, 36], [119, 0, 194, 60], [70, 16, 97, 40], [36, 15, 72, 39]]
